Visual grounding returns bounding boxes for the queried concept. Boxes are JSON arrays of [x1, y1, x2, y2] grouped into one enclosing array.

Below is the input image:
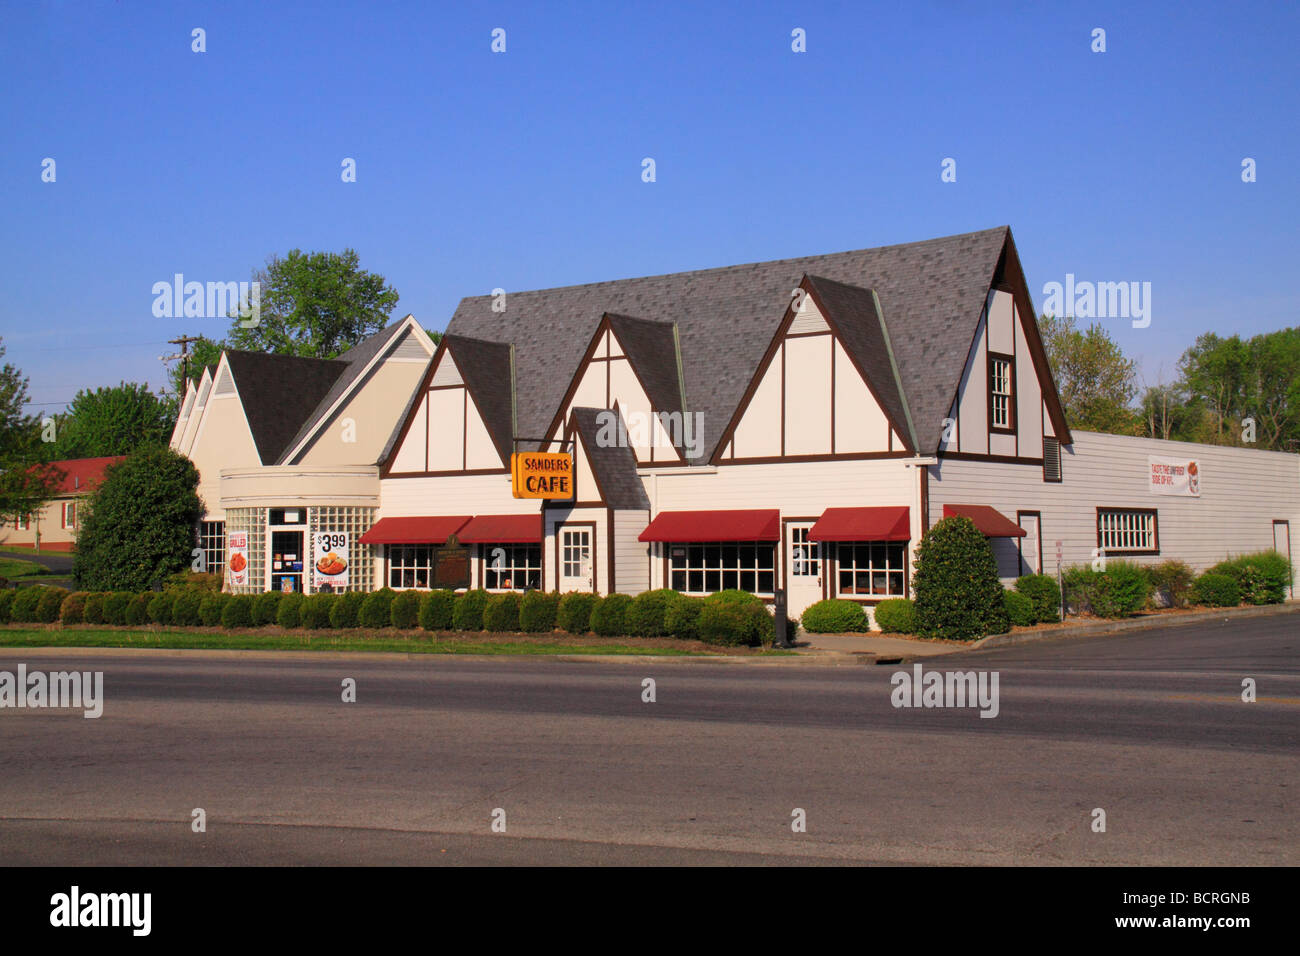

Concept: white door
[[785, 522, 822, 614], [1274, 521, 1293, 598], [1017, 513, 1041, 575], [559, 527, 593, 592]]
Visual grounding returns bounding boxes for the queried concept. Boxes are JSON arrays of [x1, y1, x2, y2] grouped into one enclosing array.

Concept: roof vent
[[1043, 437, 1062, 482]]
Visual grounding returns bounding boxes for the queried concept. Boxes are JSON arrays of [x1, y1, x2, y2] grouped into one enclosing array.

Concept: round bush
[[147, 591, 176, 625], [252, 592, 284, 626], [698, 599, 770, 646], [1210, 551, 1292, 605], [453, 589, 490, 631], [99, 591, 130, 625], [1003, 589, 1036, 627], [626, 589, 679, 637], [589, 593, 633, 636], [9, 587, 43, 623], [358, 589, 397, 628], [419, 589, 456, 631], [36, 587, 71, 623], [663, 595, 704, 640], [329, 590, 367, 628], [199, 593, 230, 626], [1091, 561, 1151, 618], [124, 593, 152, 626], [82, 592, 107, 625], [276, 592, 305, 628], [1192, 572, 1240, 607], [483, 592, 522, 632], [1142, 561, 1195, 609], [299, 593, 336, 629], [390, 590, 421, 629], [1014, 573, 1061, 623], [171, 589, 204, 626], [59, 591, 90, 625], [873, 598, 916, 634], [556, 592, 597, 634], [913, 516, 1009, 640], [221, 594, 254, 628], [0, 588, 17, 624], [518, 590, 559, 633], [800, 599, 870, 634]]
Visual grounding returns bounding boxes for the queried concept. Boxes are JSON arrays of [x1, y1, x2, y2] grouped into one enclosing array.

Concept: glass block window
[[483, 543, 542, 591], [197, 521, 225, 577], [223, 507, 266, 595], [668, 542, 776, 596], [836, 541, 907, 597], [311, 506, 377, 592]]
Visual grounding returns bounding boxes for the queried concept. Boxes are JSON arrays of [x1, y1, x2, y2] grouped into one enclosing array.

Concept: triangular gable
[[170, 380, 197, 448], [566, 406, 652, 510], [176, 367, 213, 457], [188, 353, 261, 467]]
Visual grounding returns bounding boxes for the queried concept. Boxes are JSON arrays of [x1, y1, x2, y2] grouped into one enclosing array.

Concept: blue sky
[[2, 0, 1296, 410]]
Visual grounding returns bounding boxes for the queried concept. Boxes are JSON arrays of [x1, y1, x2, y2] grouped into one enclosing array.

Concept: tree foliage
[[0, 337, 64, 520], [1038, 314, 1140, 434], [50, 381, 174, 458]]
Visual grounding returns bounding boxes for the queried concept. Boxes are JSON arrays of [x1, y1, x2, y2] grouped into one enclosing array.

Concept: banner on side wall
[[228, 532, 249, 587], [313, 531, 349, 591], [1148, 456, 1200, 497]]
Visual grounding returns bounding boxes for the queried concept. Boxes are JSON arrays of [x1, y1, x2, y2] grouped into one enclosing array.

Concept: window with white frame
[[197, 521, 225, 576], [790, 527, 819, 577], [837, 542, 908, 597], [61, 501, 76, 529], [1097, 509, 1158, 554], [388, 545, 434, 589], [483, 544, 542, 591], [16, 513, 30, 531], [989, 354, 1014, 431], [669, 542, 776, 596]]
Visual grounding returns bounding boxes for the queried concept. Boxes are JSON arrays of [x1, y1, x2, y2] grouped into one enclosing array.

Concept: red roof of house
[[43, 456, 128, 496]]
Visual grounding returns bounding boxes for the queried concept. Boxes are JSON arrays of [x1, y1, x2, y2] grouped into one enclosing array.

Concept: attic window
[[989, 353, 1014, 433]]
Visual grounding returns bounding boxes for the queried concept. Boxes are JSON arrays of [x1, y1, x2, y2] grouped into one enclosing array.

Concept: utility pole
[[163, 335, 202, 391]]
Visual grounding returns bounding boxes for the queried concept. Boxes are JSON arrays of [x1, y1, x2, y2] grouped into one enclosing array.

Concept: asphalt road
[[1, 612, 1296, 865]]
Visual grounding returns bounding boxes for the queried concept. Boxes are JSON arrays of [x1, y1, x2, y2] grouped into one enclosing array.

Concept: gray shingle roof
[[445, 226, 1013, 460], [605, 314, 683, 419], [570, 407, 652, 510], [224, 351, 348, 464], [442, 334, 514, 464]]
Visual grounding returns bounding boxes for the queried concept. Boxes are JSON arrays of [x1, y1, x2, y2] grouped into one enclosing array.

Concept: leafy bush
[[418, 590, 456, 631], [452, 589, 490, 631], [82, 592, 107, 625], [59, 591, 90, 625], [800, 599, 870, 633], [518, 590, 559, 633], [300, 593, 336, 629], [390, 590, 421, 628], [171, 589, 204, 626], [1003, 589, 1036, 627], [1209, 551, 1292, 605], [698, 598, 770, 646], [873, 598, 916, 634], [102, 591, 134, 625], [36, 587, 71, 623], [627, 589, 680, 637], [252, 592, 283, 626], [221, 594, 254, 628], [556, 592, 597, 634], [276, 592, 305, 628], [1015, 574, 1060, 623], [199, 593, 229, 626], [1192, 572, 1240, 607], [9, 587, 43, 623], [0, 588, 16, 624], [663, 595, 704, 640], [165, 571, 222, 592], [1142, 560, 1195, 608], [1091, 561, 1151, 618], [358, 588, 397, 628], [124, 592, 152, 626], [590, 593, 633, 636], [329, 590, 366, 628], [147, 591, 176, 625], [483, 592, 522, 632], [913, 516, 1009, 640]]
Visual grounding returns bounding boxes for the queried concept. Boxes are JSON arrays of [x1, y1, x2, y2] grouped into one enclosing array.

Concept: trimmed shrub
[[1091, 561, 1151, 618], [419, 589, 456, 631], [1192, 572, 1240, 607], [518, 590, 559, 633], [800, 599, 870, 634], [171, 589, 204, 626], [452, 589, 490, 631], [483, 592, 522, 632], [165, 571, 223, 592], [329, 590, 367, 628], [626, 589, 680, 637], [102, 591, 133, 625], [0, 588, 16, 624], [390, 590, 421, 628], [300, 593, 336, 629], [123, 592, 152, 626], [698, 598, 770, 646], [873, 598, 916, 634], [221, 594, 254, 628], [663, 595, 704, 640], [82, 592, 107, 625], [707, 589, 765, 608], [1143, 560, 1195, 609], [557, 592, 597, 634], [1209, 551, 1292, 605], [359, 588, 397, 628], [589, 593, 633, 636], [199, 593, 230, 626], [147, 591, 176, 625], [1015, 573, 1061, 623], [1003, 589, 1036, 627], [913, 516, 1009, 640], [10, 586, 44, 623], [59, 591, 90, 625], [252, 592, 283, 626], [1062, 566, 1100, 614], [36, 587, 71, 623], [276, 592, 305, 628]]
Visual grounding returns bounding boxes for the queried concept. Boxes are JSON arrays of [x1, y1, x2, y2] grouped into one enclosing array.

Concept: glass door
[[270, 529, 305, 594]]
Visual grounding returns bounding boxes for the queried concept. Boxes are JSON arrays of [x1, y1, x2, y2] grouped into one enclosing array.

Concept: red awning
[[359, 515, 471, 545], [458, 514, 543, 544], [943, 504, 1026, 537], [638, 509, 780, 543], [808, 506, 910, 542]]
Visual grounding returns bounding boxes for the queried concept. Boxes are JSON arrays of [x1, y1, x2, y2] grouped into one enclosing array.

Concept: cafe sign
[[512, 451, 574, 499], [1148, 456, 1200, 497]]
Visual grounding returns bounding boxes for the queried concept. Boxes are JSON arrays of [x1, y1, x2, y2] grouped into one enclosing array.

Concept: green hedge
[[171, 589, 204, 626], [590, 593, 633, 636], [419, 590, 456, 631], [300, 593, 336, 629], [36, 587, 70, 624], [124, 592, 151, 626], [329, 591, 366, 628], [519, 590, 559, 632], [627, 589, 679, 637], [483, 592, 522, 632], [873, 598, 915, 634], [199, 593, 229, 626], [1142, 560, 1195, 608], [1192, 572, 1239, 607], [389, 590, 421, 628], [358, 588, 397, 628], [698, 593, 770, 646], [1208, 551, 1292, 605], [453, 589, 490, 631], [221, 594, 254, 628], [147, 591, 176, 625], [9, 588, 41, 623], [59, 591, 90, 625], [557, 592, 597, 634], [1014, 574, 1060, 623], [799, 599, 869, 633], [276, 592, 305, 628], [1003, 589, 1036, 627], [912, 516, 1009, 640], [1064, 562, 1152, 618], [252, 592, 283, 626], [663, 595, 704, 640], [0, 589, 15, 624], [82, 592, 107, 625]]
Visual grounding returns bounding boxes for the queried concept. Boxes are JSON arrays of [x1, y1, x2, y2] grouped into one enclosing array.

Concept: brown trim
[[607, 507, 615, 594], [565, 418, 605, 507], [462, 388, 468, 470], [722, 450, 915, 466], [383, 467, 509, 479], [779, 340, 786, 457], [542, 317, 615, 446], [1273, 520, 1293, 598], [829, 336, 836, 455], [1096, 506, 1160, 556], [425, 383, 465, 391], [381, 337, 449, 477], [1015, 510, 1042, 574], [987, 349, 1016, 436], [920, 466, 930, 534], [937, 451, 1044, 466], [784, 330, 833, 339], [1012, 312, 1019, 457], [554, 520, 598, 593], [423, 392, 430, 472]]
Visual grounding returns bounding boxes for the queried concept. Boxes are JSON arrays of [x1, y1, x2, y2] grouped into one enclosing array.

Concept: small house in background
[[0, 456, 127, 552]]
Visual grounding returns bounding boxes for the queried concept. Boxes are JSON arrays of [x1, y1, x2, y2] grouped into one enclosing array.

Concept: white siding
[[613, 510, 650, 595], [380, 473, 520, 516], [834, 341, 889, 453], [731, 350, 782, 458], [1014, 302, 1044, 456], [956, 313, 988, 454], [784, 335, 832, 455], [426, 389, 464, 471]]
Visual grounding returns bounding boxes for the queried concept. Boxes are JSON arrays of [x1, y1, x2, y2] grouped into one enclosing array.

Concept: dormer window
[[989, 352, 1015, 433]]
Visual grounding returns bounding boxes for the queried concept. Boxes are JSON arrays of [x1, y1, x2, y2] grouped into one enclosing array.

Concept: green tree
[[1177, 332, 1250, 445], [52, 381, 174, 458], [72, 446, 203, 590], [225, 249, 399, 359], [0, 337, 64, 523], [1038, 314, 1140, 434]]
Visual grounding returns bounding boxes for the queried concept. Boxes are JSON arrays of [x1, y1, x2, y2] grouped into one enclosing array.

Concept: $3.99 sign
[[313, 532, 349, 590]]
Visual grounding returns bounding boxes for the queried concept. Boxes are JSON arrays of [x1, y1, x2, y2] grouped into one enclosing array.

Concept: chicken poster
[[313, 531, 349, 591], [1148, 456, 1200, 497], [228, 531, 249, 587]]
